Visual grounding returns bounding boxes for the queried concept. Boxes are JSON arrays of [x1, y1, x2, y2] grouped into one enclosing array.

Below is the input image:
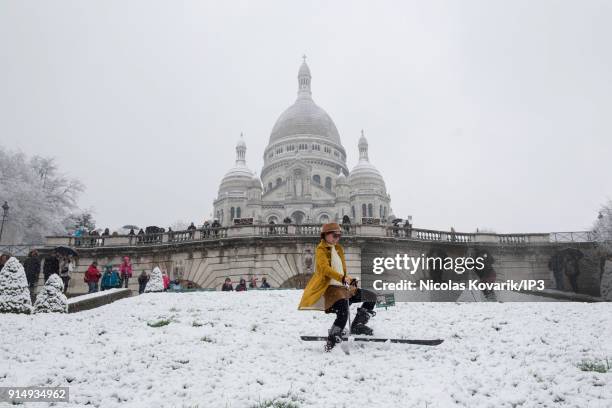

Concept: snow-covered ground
[[0, 290, 610, 408]]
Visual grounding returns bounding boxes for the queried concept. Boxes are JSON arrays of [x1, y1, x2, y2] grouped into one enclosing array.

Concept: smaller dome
[[218, 135, 255, 194], [349, 162, 385, 185], [336, 173, 348, 184], [220, 166, 254, 186], [348, 130, 386, 190]]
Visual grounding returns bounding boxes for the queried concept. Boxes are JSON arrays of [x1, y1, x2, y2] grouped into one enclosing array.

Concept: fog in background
[[1, 0, 611, 233]]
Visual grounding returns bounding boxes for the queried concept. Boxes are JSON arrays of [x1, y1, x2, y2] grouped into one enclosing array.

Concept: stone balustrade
[[41, 223, 593, 248]]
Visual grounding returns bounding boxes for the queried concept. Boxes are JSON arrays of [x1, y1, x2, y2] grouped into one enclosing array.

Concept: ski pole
[[344, 281, 352, 354], [345, 283, 351, 333]]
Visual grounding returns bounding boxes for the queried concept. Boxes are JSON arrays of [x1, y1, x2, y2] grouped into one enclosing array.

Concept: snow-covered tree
[[145, 267, 164, 292], [0, 257, 33, 314], [594, 200, 612, 300], [63, 209, 96, 234], [593, 200, 612, 250], [33, 274, 68, 313], [0, 146, 85, 244]]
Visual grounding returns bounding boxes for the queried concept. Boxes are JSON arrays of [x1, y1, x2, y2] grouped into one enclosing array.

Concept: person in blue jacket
[[101, 264, 121, 290]]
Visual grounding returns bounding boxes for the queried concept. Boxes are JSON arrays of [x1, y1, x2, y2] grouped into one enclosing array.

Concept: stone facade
[[213, 59, 392, 227], [41, 227, 604, 299]]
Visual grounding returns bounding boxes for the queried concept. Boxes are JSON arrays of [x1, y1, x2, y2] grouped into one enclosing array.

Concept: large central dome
[[269, 99, 341, 144], [268, 59, 341, 145]]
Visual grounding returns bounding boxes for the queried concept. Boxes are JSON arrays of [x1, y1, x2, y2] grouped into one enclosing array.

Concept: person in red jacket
[[162, 270, 170, 291], [84, 261, 101, 293], [119, 256, 133, 289]]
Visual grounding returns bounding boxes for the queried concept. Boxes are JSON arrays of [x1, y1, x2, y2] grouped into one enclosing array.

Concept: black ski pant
[[326, 288, 377, 329]]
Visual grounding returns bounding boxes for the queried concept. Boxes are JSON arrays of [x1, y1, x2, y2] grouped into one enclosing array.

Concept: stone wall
[[37, 233, 604, 299], [67, 289, 132, 313], [359, 239, 602, 300]]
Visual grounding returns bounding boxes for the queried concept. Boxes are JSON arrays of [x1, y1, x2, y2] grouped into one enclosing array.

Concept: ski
[[300, 336, 444, 345]]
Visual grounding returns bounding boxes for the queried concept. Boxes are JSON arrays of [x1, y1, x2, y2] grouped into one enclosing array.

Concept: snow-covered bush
[[144, 267, 164, 292], [0, 257, 33, 314], [33, 274, 68, 313]]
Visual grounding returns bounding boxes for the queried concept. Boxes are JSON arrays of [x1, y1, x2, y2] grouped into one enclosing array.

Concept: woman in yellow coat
[[298, 222, 377, 351]]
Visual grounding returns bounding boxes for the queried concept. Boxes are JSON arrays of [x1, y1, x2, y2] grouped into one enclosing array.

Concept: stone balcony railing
[[41, 220, 597, 249]]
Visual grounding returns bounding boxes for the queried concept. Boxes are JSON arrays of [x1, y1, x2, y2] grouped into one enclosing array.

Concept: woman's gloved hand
[[342, 275, 358, 287]]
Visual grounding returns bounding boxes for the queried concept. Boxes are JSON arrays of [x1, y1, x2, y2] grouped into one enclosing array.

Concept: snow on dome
[[33, 274, 68, 313], [145, 267, 164, 293], [269, 98, 341, 144], [0, 257, 33, 314], [350, 161, 385, 183], [269, 60, 341, 145]]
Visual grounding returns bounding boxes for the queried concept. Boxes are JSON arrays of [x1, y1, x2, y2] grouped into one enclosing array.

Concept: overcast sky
[[1, 0, 611, 233]]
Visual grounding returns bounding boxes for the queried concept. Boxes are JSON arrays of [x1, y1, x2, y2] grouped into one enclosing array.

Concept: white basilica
[[213, 59, 394, 226]]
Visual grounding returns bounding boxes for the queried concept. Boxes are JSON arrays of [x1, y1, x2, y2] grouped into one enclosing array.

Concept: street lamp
[[0, 201, 8, 244]]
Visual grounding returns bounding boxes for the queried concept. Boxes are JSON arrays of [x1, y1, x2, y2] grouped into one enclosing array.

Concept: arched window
[[268, 182, 273, 190], [362, 204, 367, 217], [351, 206, 355, 220], [236, 207, 241, 218], [379, 205, 383, 217], [368, 204, 373, 217], [325, 177, 332, 190], [319, 214, 329, 223], [230, 207, 235, 220], [276, 178, 282, 186], [313, 175, 320, 184]]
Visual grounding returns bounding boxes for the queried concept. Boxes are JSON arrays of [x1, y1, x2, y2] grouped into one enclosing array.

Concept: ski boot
[[350, 307, 376, 335], [324, 324, 345, 352]]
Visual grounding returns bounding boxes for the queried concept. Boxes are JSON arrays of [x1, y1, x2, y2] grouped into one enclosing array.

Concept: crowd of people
[[10, 251, 163, 296], [221, 276, 271, 291], [0, 249, 276, 298], [18, 250, 76, 295], [71, 220, 225, 241], [83, 257, 174, 294]]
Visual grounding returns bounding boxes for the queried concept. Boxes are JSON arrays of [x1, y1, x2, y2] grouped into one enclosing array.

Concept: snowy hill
[[0, 290, 610, 407]]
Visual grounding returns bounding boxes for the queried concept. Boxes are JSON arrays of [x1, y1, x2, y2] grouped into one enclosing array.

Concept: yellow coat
[[298, 239, 354, 311]]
